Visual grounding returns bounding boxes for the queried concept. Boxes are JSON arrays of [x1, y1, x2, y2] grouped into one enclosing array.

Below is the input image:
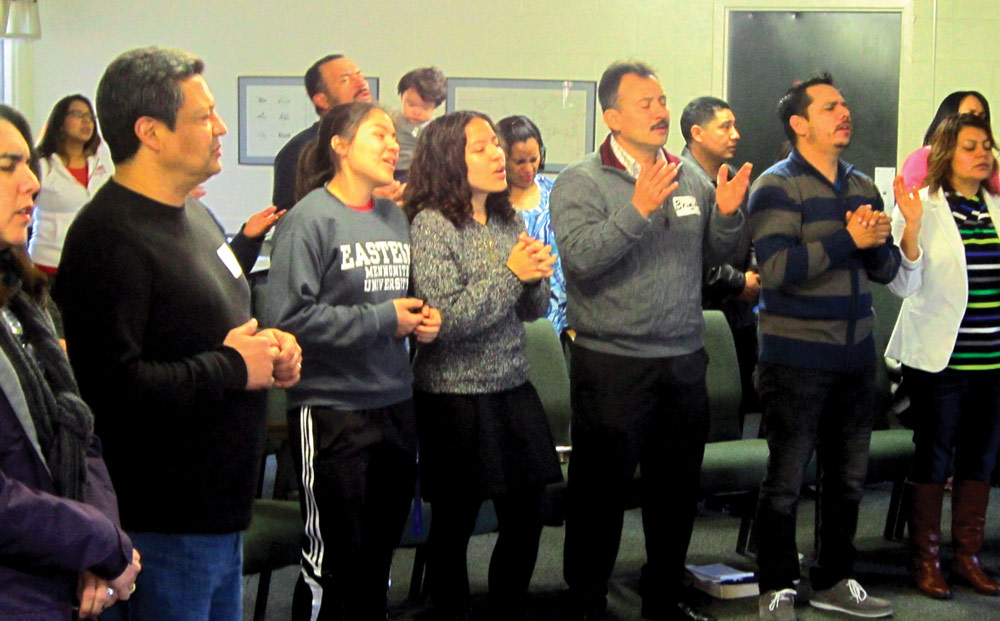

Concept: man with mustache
[[748, 73, 898, 620], [54, 47, 302, 619], [550, 60, 751, 621], [272, 54, 373, 211], [680, 97, 760, 427]]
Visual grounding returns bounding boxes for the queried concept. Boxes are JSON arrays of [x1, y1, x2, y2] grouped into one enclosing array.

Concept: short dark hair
[[397, 67, 447, 107], [923, 91, 991, 146], [96, 47, 204, 164], [680, 96, 731, 145], [925, 113, 998, 195], [295, 101, 381, 202], [496, 115, 545, 171], [304, 54, 345, 115], [598, 60, 657, 112], [37, 94, 102, 160], [404, 110, 515, 228], [777, 72, 835, 145]]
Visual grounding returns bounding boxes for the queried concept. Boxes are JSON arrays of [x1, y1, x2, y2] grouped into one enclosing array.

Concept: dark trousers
[[287, 402, 417, 621], [428, 487, 546, 619], [754, 363, 875, 592], [732, 322, 760, 421], [905, 366, 1000, 483], [563, 344, 709, 614]]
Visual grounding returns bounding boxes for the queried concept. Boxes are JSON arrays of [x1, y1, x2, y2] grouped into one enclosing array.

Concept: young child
[[392, 66, 446, 182]]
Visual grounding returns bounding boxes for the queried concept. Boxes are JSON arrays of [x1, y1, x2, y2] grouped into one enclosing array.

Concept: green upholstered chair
[[868, 282, 914, 540], [243, 499, 302, 620], [245, 387, 302, 620], [523, 318, 573, 525], [524, 318, 572, 452], [703, 310, 744, 443]]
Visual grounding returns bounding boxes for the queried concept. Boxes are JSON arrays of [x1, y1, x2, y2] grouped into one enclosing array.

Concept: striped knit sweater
[[748, 150, 901, 372], [943, 187, 1000, 371]]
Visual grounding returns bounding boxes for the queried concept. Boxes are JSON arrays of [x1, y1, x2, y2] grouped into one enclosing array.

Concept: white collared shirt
[[609, 134, 665, 180]]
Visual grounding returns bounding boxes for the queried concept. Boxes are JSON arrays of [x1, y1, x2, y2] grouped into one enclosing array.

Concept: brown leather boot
[[908, 481, 952, 599], [951, 479, 1000, 595]]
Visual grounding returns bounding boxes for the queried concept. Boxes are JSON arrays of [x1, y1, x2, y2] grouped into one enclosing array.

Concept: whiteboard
[[446, 78, 596, 172], [238, 75, 380, 165]]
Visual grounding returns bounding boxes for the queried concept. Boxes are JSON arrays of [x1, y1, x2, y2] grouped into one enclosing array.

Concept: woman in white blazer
[[889, 113, 1000, 600], [28, 95, 112, 272]]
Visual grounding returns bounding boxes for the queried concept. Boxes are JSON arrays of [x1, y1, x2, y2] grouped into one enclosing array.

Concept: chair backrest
[[523, 318, 572, 450], [871, 282, 903, 423], [703, 310, 743, 442]]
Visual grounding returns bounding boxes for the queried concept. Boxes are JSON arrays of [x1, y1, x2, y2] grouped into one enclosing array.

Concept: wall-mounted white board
[[238, 75, 380, 165], [446, 78, 596, 172]]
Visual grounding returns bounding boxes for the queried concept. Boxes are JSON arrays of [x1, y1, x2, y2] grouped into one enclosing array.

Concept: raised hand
[[893, 175, 923, 226], [243, 206, 287, 239], [893, 175, 923, 260], [632, 159, 680, 217], [716, 162, 753, 215]]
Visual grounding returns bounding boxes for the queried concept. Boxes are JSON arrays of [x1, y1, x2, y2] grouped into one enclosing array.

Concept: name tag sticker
[[217, 244, 243, 279], [672, 195, 700, 217]]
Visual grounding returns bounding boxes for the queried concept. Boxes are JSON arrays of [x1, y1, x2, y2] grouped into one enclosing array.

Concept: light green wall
[[12, 0, 1000, 229]]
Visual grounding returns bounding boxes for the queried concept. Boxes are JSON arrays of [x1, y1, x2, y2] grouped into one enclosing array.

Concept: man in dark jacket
[[680, 96, 760, 426]]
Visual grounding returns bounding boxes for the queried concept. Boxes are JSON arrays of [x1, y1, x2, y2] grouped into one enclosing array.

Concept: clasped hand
[[844, 204, 891, 249], [76, 548, 141, 618], [392, 298, 441, 343], [507, 232, 556, 284], [224, 318, 302, 390]]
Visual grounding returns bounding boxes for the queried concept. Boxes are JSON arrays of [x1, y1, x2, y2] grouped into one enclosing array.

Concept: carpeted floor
[[244, 478, 1000, 620]]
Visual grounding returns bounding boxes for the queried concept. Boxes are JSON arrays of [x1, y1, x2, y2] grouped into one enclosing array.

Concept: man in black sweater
[[54, 46, 301, 620]]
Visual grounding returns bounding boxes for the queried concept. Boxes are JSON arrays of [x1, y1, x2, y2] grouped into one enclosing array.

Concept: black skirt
[[415, 382, 563, 501]]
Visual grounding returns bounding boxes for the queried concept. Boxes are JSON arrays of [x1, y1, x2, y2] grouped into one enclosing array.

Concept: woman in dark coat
[[0, 104, 140, 619]]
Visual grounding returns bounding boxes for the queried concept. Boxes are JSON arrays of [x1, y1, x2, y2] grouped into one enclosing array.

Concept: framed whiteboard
[[446, 78, 596, 172], [237, 75, 380, 165]]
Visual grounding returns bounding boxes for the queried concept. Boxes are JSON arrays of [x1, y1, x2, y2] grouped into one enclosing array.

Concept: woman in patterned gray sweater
[[405, 111, 562, 621]]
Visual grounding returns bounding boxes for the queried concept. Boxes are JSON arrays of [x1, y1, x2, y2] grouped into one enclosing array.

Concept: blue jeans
[[100, 531, 242, 621], [904, 366, 1000, 483], [754, 363, 875, 593]]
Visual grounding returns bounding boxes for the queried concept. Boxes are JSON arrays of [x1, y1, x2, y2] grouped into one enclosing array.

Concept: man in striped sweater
[[748, 74, 900, 621]]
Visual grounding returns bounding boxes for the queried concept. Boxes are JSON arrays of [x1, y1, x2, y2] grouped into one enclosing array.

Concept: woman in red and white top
[[29, 94, 112, 273]]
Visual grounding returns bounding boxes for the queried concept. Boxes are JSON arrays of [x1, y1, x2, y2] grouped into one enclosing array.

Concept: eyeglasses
[[67, 110, 94, 121]]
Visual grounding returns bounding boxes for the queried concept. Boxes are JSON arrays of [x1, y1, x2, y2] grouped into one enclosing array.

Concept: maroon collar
[[598, 133, 679, 171]]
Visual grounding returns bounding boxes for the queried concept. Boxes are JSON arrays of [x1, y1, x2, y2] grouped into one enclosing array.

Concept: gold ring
[[130, 583, 137, 593]]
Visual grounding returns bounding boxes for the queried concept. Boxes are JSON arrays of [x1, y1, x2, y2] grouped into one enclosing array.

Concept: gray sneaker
[[759, 588, 797, 621], [809, 579, 893, 618]]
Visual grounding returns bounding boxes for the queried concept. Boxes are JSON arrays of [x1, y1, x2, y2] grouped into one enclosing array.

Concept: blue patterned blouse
[[519, 174, 567, 334]]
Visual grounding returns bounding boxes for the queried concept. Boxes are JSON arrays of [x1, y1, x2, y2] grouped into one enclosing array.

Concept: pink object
[[901, 145, 1000, 193]]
